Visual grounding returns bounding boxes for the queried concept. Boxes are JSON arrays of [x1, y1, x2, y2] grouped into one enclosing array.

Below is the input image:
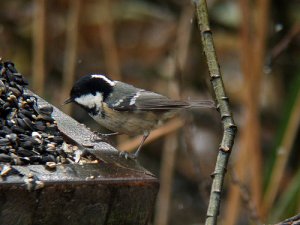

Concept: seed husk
[[5, 133, 18, 142], [0, 165, 12, 176]]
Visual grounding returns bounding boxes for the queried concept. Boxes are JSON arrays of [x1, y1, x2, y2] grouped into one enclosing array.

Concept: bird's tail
[[187, 100, 216, 108]]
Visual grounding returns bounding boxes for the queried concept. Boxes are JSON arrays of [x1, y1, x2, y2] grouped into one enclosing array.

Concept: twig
[[32, 0, 46, 95], [118, 117, 184, 152], [194, 1, 237, 225], [275, 213, 300, 225], [62, 0, 81, 114]]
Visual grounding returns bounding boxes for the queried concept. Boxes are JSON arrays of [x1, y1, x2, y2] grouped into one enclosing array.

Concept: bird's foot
[[91, 132, 119, 142], [119, 151, 138, 160]]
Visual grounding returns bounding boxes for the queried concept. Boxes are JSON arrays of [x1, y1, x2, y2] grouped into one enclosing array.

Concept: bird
[[64, 74, 214, 159]]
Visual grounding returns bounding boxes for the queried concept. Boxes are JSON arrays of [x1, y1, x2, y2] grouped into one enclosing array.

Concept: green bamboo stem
[[193, 1, 237, 225]]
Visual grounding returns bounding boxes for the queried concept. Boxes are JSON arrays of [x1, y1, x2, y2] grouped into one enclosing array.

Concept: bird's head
[[64, 74, 116, 114]]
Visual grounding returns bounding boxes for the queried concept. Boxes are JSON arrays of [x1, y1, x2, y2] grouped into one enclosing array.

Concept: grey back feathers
[[108, 82, 214, 111]]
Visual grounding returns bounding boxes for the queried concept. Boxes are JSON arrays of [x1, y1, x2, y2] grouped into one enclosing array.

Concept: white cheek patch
[[130, 91, 141, 106], [75, 92, 103, 109], [91, 74, 116, 86]]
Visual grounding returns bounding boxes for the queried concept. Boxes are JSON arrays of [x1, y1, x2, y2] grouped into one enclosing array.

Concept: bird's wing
[[108, 90, 189, 111]]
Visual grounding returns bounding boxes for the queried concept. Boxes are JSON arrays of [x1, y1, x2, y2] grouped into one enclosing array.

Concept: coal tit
[[64, 74, 214, 159]]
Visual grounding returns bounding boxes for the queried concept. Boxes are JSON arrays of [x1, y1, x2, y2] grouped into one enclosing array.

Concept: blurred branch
[[32, 0, 46, 95], [230, 169, 261, 224], [194, 1, 237, 225], [267, 24, 300, 67], [176, 4, 194, 76], [224, 148, 249, 225], [62, 0, 81, 114], [225, 0, 270, 222], [270, 168, 300, 223], [99, 0, 121, 80], [223, 0, 252, 223], [153, 133, 178, 225], [118, 117, 184, 152], [263, 74, 300, 222], [249, 0, 270, 215], [262, 79, 300, 218], [183, 120, 211, 207], [154, 6, 194, 225], [175, 4, 207, 197]]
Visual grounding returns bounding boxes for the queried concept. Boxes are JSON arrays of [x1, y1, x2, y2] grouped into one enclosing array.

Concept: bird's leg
[[119, 131, 150, 160], [134, 131, 149, 158]]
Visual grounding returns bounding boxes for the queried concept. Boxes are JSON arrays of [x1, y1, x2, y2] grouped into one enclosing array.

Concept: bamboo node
[[219, 145, 231, 152]]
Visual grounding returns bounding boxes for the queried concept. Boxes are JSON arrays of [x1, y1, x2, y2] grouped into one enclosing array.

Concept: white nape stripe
[[129, 91, 141, 106], [75, 92, 103, 109], [91, 74, 116, 86]]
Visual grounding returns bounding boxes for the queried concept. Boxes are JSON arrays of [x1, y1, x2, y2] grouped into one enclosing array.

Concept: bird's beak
[[63, 97, 74, 105]]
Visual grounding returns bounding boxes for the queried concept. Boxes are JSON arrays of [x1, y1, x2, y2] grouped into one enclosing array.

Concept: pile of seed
[[0, 60, 97, 171]]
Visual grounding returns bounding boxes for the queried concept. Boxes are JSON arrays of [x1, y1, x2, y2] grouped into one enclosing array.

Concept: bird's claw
[[90, 131, 119, 142], [119, 151, 137, 160], [90, 132, 104, 142]]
